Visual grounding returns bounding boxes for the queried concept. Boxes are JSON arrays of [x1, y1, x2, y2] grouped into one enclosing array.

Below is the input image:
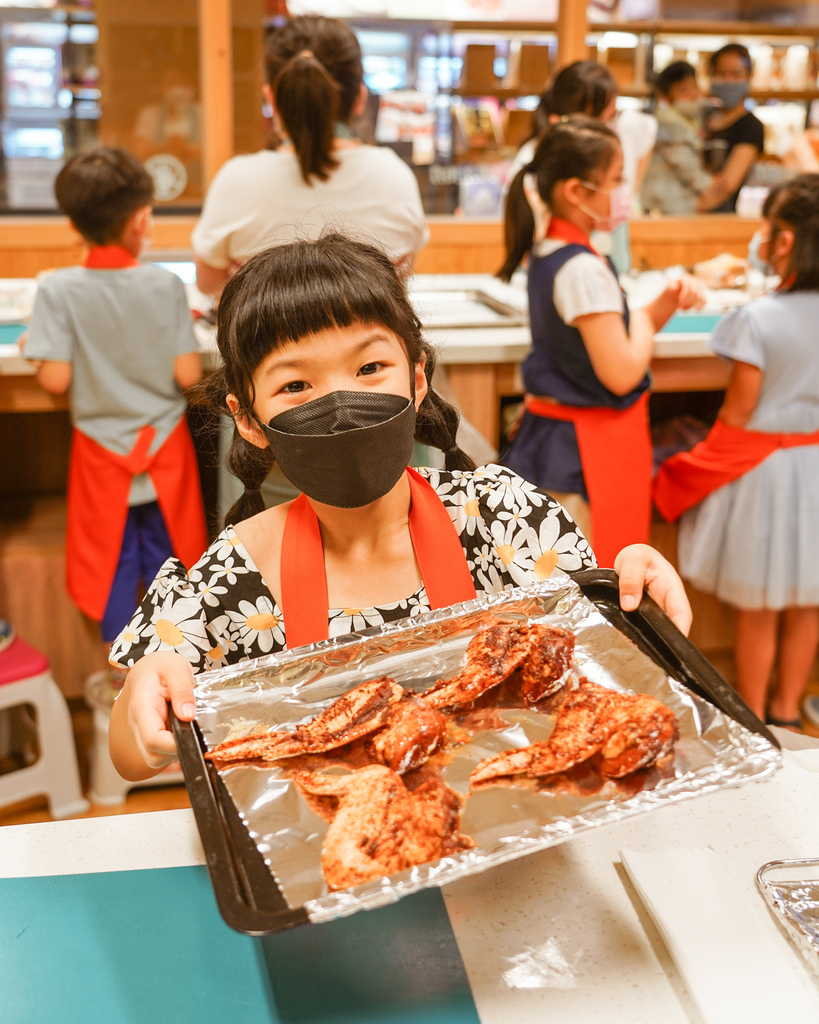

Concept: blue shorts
[[100, 502, 173, 643]]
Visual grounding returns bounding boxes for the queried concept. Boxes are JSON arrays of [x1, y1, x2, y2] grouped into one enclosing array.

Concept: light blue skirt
[[677, 446, 819, 610]]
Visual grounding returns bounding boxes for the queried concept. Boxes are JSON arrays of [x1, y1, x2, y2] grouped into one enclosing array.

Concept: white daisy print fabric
[[110, 465, 595, 672]]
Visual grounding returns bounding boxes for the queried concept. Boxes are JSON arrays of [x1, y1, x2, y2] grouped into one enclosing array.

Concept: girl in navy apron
[[108, 233, 692, 781], [498, 116, 703, 568]]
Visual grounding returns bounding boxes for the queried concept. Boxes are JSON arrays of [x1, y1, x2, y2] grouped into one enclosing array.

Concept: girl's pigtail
[[414, 342, 476, 472], [194, 367, 274, 527], [223, 428, 274, 525], [275, 51, 341, 184], [497, 165, 535, 282]]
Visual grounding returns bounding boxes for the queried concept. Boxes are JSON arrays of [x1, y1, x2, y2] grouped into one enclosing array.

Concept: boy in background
[[641, 61, 714, 216], [26, 147, 207, 668]]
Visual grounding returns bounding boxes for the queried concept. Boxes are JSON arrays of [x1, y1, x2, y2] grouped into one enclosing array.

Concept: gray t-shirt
[[26, 264, 199, 503]]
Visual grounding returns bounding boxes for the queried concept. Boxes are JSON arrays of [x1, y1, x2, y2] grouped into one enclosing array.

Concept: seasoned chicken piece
[[424, 623, 574, 710], [365, 698, 448, 774], [204, 676, 406, 765], [471, 677, 678, 786], [518, 625, 576, 703], [293, 765, 475, 891]]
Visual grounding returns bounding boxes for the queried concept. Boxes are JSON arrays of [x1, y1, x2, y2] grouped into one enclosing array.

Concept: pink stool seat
[[0, 637, 49, 687]]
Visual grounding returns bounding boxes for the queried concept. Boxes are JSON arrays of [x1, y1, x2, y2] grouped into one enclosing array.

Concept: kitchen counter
[[1, 738, 818, 1022]]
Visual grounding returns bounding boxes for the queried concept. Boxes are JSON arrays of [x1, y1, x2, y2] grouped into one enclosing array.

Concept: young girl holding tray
[[655, 174, 819, 728], [109, 233, 691, 781], [497, 116, 703, 568]]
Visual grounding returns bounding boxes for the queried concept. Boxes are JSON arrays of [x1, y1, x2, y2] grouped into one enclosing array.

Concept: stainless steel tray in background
[[757, 858, 819, 977], [409, 288, 528, 329]]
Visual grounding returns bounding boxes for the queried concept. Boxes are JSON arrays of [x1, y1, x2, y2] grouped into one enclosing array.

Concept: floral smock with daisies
[[110, 465, 596, 672]]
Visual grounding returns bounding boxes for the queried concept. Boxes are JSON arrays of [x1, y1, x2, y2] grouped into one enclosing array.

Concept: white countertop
[[3, 744, 818, 1022], [0, 273, 728, 371]]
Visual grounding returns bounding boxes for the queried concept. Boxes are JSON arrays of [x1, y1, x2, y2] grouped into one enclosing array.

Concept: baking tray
[[757, 857, 819, 977], [409, 289, 528, 329], [172, 569, 780, 936]]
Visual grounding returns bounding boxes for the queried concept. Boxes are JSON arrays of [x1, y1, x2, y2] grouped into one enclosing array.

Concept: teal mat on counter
[[0, 323, 26, 345], [0, 865, 480, 1024], [659, 312, 722, 334]]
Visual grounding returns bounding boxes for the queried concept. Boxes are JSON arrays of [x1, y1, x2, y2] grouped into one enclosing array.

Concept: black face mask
[[260, 390, 417, 508]]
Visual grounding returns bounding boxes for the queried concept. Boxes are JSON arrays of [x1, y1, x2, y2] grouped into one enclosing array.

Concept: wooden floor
[[0, 669, 818, 830]]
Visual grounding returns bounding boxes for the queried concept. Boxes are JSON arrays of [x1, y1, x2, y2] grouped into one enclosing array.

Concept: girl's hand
[[664, 275, 706, 312], [109, 651, 197, 780], [614, 544, 693, 636]]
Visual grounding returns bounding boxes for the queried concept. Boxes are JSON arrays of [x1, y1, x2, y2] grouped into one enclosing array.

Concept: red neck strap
[[280, 468, 477, 649], [546, 217, 599, 256], [84, 246, 141, 270]]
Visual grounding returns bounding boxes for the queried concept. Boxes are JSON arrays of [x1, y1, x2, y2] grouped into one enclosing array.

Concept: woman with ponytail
[[191, 15, 427, 296], [108, 233, 690, 782]]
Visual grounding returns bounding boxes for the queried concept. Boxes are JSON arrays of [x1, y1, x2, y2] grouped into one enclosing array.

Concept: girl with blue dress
[[655, 174, 819, 728]]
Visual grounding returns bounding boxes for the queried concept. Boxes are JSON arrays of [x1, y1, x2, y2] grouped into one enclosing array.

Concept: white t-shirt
[[191, 145, 429, 268], [532, 238, 624, 324]]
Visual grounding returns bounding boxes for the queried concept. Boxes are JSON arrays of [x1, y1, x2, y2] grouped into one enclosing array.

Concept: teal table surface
[[659, 312, 723, 334], [0, 323, 26, 346], [0, 865, 479, 1024]]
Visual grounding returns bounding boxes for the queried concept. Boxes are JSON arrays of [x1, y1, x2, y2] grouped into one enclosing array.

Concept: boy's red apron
[[280, 468, 477, 648], [653, 418, 819, 522], [66, 419, 207, 621], [523, 217, 652, 569]]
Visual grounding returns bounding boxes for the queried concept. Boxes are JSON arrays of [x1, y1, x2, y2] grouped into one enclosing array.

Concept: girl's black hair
[[530, 60, 618, 139], [498, 116, 620, 282], [200, 234, 475, 524], [768, 173, 819, 293], [265, 15, 363, 184], [709, 43, 752, 76]]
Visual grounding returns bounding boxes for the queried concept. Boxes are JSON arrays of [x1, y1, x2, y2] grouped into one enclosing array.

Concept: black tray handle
[[171, 711, 310, 935], [571, 568, 779, 749]]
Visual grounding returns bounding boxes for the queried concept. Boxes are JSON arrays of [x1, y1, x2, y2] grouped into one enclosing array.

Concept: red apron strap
[[406, 467, 477, 609], [280, 471, 477, 650], [280, 494, 330, 650], [525, 393, 652, 568], [653, 419, 819, 522]]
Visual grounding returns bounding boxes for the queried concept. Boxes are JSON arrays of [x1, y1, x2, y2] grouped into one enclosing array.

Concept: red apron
[[653, 418, 819, 522], [67, 419, 208, 621], [279, 468, 477, 648], [524, 218, 652, 569], [66, 244, 206, 620]]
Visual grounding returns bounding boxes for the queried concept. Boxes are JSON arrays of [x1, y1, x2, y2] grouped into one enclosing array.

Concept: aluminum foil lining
[[757, 859, 819, 977], [193, 576, 782, 925]]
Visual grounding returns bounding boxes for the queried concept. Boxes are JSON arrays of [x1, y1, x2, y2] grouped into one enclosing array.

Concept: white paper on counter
[[620, 846, 819, 1023]]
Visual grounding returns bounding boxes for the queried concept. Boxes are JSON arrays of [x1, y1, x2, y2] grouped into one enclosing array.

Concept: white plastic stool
[[85, 671, 184, 805], [0, 637, 89, 819]]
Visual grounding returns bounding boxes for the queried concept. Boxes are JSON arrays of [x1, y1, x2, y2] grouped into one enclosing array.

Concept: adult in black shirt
[[698, 43, 764, 213]]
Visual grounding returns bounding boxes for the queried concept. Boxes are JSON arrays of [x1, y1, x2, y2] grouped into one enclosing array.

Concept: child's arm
[[572, 278, 704, 396], [174, 351, 202, 391], [35, 360, 72, 394], [716, 358, 762, 428], [109, 651, 198, 781]]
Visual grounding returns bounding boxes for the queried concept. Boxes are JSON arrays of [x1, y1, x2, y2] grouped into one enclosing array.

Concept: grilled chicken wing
[[471, 677, 678, 786], [423, 623, 575, 710], [365, 698, 448, 774], [293, 765, 475, 891], [204, 676, 407, 765]]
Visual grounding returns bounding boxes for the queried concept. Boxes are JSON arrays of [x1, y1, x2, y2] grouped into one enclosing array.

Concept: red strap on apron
[[545, 217, 600, 255], [280, 468, 477, 649], [653, 418, 819, 522], [66, 418, 207, 621], [83, 246, 141, 270], [525, 393, 652, 569]]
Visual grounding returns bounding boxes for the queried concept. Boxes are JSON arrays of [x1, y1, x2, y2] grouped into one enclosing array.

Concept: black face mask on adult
[[259, 389, 417, 508]]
